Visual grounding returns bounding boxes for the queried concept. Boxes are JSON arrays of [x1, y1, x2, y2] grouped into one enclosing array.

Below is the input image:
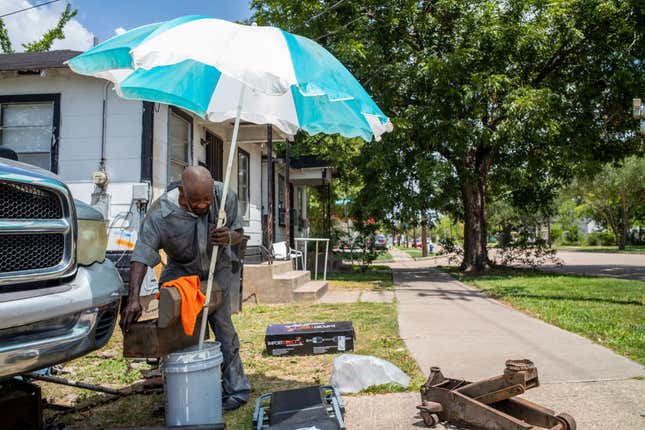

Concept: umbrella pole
[[198, 83, 247, 349]]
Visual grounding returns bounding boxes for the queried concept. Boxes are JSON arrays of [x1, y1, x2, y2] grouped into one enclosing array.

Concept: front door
[[205, 131, 223, 181]]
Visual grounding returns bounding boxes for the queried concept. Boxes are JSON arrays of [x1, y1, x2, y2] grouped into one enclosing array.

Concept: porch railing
[[294, 237, 329, 281]]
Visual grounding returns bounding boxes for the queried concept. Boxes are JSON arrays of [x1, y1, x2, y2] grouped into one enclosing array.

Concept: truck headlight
[[77, 219, 108, 265]]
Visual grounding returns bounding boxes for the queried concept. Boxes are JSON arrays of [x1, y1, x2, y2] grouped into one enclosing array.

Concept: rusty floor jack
[[417, 360, 576, 430]]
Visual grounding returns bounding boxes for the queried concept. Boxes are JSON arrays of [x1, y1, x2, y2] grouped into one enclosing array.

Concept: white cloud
[[114, 27, 127, 36], [0, 0, 94, 52]]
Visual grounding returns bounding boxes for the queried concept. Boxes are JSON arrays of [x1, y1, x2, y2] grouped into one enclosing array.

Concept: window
[[205, 131, 223, 181], [169, 109, 191, 181], [237, 149, 250, 221], [0, 96, 58, 171], [278, 174, 285, 226]]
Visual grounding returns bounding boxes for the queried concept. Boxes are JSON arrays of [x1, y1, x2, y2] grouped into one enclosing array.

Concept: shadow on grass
[[48, 372, 354, 430]]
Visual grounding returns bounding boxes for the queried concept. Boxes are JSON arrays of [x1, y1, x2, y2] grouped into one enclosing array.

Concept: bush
[[586, 231, 615, 246], [562, 226, 580, 244], [550, 225, 563, 243]]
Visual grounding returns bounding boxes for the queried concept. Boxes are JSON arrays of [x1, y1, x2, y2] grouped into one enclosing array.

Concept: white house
[[0, 50, 331, 257]]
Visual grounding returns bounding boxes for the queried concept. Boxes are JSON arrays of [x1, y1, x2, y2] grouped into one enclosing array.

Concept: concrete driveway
[[544, 251, 645, 281]]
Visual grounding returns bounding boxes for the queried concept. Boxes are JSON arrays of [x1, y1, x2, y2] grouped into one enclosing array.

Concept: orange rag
[[155, 275, 206, 336]]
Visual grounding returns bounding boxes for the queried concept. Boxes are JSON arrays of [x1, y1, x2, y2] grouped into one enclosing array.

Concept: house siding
[[0, 68, 312, 251], [0, 71, 144, 223]]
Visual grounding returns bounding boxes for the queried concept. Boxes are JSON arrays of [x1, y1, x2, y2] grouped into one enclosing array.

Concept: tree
[[573, 156, 645, 249], [0, 3, 78, 54], [253, 0, 644, 271]]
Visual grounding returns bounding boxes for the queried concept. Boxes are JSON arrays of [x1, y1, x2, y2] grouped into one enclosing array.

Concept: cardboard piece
[[123, 281, 223, 358], [123, 317, 207, 358], [265, 321, 355, 356], [157, 287, 181, 329]]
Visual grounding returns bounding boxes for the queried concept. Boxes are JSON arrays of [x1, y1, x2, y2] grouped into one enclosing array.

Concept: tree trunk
[[619, 193, 628, 250], [413, 225, 417, 247], [421, 213, 428, 257], [546, 217, 552, 246], [461, 179, 489, 272]]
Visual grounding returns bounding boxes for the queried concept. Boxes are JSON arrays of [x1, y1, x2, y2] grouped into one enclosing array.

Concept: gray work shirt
[[131, 181, 243, 285]]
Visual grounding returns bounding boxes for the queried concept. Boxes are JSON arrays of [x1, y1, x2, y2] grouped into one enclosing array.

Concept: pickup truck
[[0, 157, 124, 380]]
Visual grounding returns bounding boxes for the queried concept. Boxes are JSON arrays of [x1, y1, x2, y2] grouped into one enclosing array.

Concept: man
[[120, 166, 251, 411]]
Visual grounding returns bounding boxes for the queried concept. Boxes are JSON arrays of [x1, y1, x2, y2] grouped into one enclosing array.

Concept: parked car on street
[[413, 237, 434, 252], [373, 234, 387, 250], [0, 158, 124, 380]]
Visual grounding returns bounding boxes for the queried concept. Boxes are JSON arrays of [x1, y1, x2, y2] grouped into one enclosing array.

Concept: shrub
[[563, 226, 580, 244], [586, 231, 615, 246], [550, 225, 563, 243]]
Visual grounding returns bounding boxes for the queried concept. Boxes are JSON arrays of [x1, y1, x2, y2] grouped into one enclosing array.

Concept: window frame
[[237, 148, 251, 222], [0, 94, 60, 173], [167, 107, 193, 182]]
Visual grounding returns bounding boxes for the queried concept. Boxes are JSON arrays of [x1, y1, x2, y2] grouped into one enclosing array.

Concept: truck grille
[[0, 178, 76, 286], [0, 182, 63, 219], [0, 234, 64, 272]]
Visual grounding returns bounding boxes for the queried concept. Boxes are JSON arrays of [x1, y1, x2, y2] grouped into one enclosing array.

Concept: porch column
[[266, 125, 273, 254], [327, 176, 332, 238]]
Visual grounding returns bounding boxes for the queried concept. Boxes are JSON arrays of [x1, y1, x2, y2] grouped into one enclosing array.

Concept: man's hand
[[120, 298, 142, 333], [209, 225, 232, 246]]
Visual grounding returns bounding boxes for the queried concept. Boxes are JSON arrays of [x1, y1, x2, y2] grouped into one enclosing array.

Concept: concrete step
[[294, 280, 328, 302], [274, 270, 311, 289], [271, 260, 294, 276]]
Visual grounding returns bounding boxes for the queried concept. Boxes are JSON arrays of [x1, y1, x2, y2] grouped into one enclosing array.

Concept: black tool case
[[253, 385, 345, 430]]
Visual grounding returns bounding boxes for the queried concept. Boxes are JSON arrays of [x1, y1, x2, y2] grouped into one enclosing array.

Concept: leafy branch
[[23, 4, 77, 52], [0, 3, 78, 54]]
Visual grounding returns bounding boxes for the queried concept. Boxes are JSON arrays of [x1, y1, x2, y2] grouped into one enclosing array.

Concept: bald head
[[179, 166, 214, 216]]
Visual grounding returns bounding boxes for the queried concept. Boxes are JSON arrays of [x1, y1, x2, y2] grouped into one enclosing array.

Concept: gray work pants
[[207, 269, 251, 403]]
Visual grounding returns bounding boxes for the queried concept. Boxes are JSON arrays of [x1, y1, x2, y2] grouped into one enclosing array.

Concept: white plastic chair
[[272, 241, 304, 270]]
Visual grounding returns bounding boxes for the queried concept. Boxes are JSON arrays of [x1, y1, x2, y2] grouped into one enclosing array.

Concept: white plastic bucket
[[163, 341, 223, 426]]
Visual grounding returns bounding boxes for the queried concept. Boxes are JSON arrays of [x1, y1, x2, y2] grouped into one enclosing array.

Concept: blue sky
[[73, 0, 253, 43]]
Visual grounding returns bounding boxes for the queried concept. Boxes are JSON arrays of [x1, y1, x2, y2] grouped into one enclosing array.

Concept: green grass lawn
[[395, 246, 433, 259], [443, 267, 645, 365], [326, 267, 393, 290], [375, 251, 394, 262], [45, 301, 421, 429], [336, 249, 393, 262], [555, 245, 645, 254]]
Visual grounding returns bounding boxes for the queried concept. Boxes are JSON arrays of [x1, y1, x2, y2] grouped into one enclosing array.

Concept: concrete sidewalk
[[395, 265, 643, 382], [382, 256, 644, 429], [389, 247, 415, 262]]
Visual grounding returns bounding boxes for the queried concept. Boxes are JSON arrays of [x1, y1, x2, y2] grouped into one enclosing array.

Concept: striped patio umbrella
[[67, 16, 393, 345]]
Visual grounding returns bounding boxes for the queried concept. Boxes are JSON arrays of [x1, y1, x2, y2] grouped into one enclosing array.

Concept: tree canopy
[[254, 0, 643, 270], [572, 156, 645, 249]]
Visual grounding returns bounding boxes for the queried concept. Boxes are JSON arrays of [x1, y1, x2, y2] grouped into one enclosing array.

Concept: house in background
[[265, 155, 332, 247], [0, 50, 332, 300]]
